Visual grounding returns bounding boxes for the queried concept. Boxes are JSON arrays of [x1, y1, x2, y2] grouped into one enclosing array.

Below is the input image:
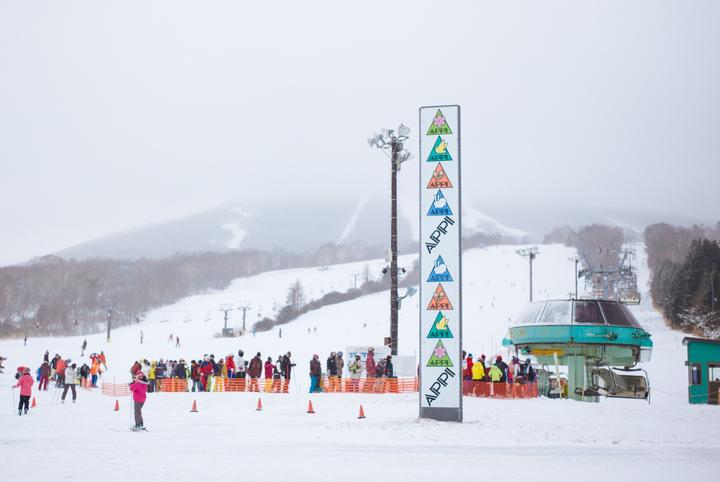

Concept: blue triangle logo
[[427, 190, 453, 216], [427, 255, 453, 282]]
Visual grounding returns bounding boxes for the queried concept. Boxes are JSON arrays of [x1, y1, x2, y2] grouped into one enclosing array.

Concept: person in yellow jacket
[[148, 361, 157, 392], [488, 364, 503, 382], [471, 360, 485, 381]]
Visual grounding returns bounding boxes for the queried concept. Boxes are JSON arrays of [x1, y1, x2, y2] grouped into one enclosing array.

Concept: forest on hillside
[[646, 223, 720, 339], [0, 241, 385, 338]]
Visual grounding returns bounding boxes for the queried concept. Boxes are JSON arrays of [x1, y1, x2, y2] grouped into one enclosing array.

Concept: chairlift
[[590, 366, 650, 401]]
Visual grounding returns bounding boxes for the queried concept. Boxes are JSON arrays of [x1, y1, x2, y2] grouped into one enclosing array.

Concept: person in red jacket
[[39, 361, 50, 391], [464, 354, 474, 381], [264, 357, 274, 379], [225, 355, 236, 378], [200, 356, 213, 391], [129, 371, 149, 431], [13, 367, 34, 416]]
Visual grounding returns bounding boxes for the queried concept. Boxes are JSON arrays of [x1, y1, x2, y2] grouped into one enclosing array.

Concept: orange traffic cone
[[358, 404, 366, 419], [31, 397, 36, 408], [307, 400, 315, 414], [190, 400, 198, 413], [256, 398, 263, 411], [113, 399, 120, 411]]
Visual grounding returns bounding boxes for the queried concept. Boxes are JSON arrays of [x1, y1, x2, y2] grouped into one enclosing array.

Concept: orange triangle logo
[[427, 284, 453, 310], [427, 163, 453, 189]]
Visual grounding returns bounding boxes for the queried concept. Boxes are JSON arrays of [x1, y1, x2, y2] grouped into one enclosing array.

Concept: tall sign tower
[[419, 105, 462, 422]]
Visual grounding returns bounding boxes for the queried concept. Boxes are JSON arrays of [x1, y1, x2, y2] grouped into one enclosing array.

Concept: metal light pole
[[569, 256, 581, 299], [106, 308, 112, 343], [368, 125, 411, 355], [516, 247, 540, 302]]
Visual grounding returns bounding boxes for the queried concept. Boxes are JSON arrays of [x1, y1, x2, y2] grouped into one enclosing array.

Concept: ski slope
[[0, 243, 718, 482]]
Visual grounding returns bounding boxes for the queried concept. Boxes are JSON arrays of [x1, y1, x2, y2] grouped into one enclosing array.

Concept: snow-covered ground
[[0, 243, 718, 482]]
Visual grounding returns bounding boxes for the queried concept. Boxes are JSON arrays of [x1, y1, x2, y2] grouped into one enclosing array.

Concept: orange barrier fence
[[222, 378, 290, 393], [101, 382, 131, 397], [159, 378, 188, 392], [318, 377, 419, 394], [462, 381, 539, 399]]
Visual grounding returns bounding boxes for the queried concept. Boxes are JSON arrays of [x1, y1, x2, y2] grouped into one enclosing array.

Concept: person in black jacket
[[495, 356, 509, 382], [281, 352, 295, 380], [384, 356, 394, 378], [326, 352, 338, 377]]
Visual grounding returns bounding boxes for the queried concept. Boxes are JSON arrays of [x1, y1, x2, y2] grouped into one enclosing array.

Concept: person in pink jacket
[[13, 367, 34, 416], [129, 371, 149, 431]]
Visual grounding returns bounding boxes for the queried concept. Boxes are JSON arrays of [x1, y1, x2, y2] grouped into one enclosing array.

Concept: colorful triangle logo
[[427, 340, 453, 367], [427, 190, 453, 216], [427, 163, 453, 189], [426, 109, 453, 136], [426, 136, 453, 162], [427, 284, 453, 310], [427, 311, 454, 339], [427, 255, 453, 282]]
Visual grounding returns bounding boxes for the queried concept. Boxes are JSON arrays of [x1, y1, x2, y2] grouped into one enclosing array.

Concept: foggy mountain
[[54, 197, 531, 262]]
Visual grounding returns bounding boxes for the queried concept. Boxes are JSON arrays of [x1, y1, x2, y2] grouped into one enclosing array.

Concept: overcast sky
[[1, 1, 718, 266]]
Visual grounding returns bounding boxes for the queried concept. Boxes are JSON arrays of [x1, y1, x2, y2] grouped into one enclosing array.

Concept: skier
[[365, 348, 376, 378], [0, 355, 5, 374], [309, 354, 322, 393], [234, 350, 246, 379], [61, 363, 78, 403], [336, 352, 345, 379], [175, 336, 181, 348], [129, 371, 149, 431], [13, 367, 34, 415], [140, 330, 144, 344], [348, 355, 363, 392], [23, 336, 27, 346], [81, 339, 87, 357], [38, 360, 50, 391], [168, 333, 174, 343]]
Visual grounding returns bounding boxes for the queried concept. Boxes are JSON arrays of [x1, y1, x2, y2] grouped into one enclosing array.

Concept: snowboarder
[[13, 367, 34, 415], [62, 363, 78, 403], [129, 371, 149, 431], [81, 339, 87, 357]]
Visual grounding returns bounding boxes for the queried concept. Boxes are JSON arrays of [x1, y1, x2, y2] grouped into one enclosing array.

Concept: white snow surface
[[0, 243, 718, 482]]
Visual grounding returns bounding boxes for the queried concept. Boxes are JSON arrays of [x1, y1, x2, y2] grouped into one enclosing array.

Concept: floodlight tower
[[368, 124, 411, 355], [516, 247, 540, 302]]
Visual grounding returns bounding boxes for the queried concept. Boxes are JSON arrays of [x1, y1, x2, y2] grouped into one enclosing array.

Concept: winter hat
[[313, 354, 319, 359], [496, 356, 502, 362], [468, 353, 473, 358], [481, 354, 486, 359], [337, 351, 343, 357]]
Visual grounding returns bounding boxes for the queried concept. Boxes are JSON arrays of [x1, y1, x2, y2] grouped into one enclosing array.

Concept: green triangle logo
[[426, 136, 453, 162], [426, 109, 452, 135], [426, 340, 453, 367], [427, 311, 454, 339]]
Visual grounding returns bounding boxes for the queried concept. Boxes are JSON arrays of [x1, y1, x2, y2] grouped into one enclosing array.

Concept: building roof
[[682, 336, 720, 347]]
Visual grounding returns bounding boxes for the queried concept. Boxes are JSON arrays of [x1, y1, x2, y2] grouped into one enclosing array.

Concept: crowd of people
[[128, 350, 297, 393], [462, 352, 536, 384]]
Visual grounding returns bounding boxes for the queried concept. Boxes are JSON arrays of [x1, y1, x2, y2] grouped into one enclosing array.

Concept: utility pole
[[106, 307, 112, 343], [236, 303, 252, 333], [219, 304, 233, 330], [368, 124, 411, 356], [517, 247, 540, 302]]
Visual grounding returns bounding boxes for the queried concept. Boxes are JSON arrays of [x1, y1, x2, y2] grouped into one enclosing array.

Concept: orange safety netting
[[319, 377, 419, 394], [462, 381, 539, 399], [159, 378, 188, 392], [101, 382, 131, 397], [222, 378, 290, 393]]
